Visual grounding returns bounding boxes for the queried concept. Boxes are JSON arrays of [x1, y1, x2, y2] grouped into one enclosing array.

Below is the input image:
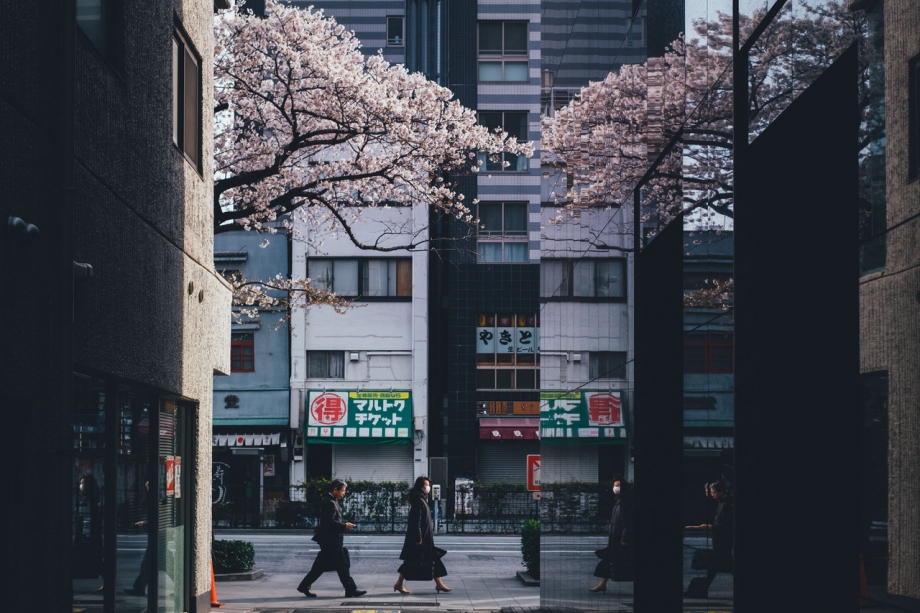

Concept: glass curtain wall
[[540, 0, 883, 609]]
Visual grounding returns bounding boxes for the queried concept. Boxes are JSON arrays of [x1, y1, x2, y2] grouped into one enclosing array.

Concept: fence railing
[[213, 480, 613, 534]]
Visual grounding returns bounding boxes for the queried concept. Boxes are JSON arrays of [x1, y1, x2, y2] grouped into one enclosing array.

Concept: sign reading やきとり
[[307, 390, 412, 443], [540, 391, 627, 443]]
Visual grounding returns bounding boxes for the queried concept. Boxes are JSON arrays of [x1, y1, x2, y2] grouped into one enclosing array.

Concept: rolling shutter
[[332, 444, 414, 482]]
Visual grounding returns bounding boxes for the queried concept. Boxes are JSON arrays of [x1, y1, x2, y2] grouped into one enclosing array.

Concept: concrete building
[[212, 232, 292, 526], [2, 1, 231, 612], [858, 0, 920, 605], [290, 205, 429, 484]]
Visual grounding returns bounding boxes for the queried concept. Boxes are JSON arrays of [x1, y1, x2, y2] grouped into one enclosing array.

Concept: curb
[[516, 571, 540, 586], [215, 568, 265, 582]]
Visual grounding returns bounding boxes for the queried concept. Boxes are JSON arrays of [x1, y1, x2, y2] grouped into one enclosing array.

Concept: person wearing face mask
[[393, 476, 451, 594], [590, 476, 634, 592]]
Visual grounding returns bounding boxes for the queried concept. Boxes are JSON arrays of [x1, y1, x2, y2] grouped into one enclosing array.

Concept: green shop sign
[[540, 391, 627, 444], [306, 390, 412, 444]]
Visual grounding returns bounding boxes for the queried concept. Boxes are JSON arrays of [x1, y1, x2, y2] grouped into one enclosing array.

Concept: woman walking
[[393, 476, 452, 594], [590, 476, 634, 592]]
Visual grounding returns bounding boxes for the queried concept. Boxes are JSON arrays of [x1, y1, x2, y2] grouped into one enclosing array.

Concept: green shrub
[[212, 539, 255, 572], [520, 518, 540, 578]]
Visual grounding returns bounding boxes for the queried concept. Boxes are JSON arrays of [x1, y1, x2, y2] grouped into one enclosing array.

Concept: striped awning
[[212, 433, 281, 447], [479, 418, 540, 440]]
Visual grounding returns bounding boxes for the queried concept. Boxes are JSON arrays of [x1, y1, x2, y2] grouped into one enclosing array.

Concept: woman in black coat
[[590, 477, 634, 592], [393, 476, 452, 594]]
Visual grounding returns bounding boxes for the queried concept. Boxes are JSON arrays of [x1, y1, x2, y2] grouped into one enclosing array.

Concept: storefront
[[477, 417, 540, 483], [72, 373, 196, 613], [211, 431, 288, 527], [539, 390, 629, 484]]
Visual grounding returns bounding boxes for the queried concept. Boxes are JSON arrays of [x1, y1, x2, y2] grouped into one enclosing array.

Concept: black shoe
[[123, 588, 145, 596], [297, 588, 317, 598], [345, 589, 367, 597]]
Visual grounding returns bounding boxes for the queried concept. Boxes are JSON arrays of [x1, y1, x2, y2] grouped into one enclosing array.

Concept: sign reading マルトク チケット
[[306, 391, 412, 444], [540, 391, 627, 444]]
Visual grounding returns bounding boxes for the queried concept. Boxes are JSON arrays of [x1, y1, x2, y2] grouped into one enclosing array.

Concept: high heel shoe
[[393, 584, 411, 594], [588, 584, 607, 593], [435, 585, 453, 593]]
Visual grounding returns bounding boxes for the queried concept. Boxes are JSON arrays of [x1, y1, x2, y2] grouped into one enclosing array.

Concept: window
[[478, 112, 529, 171], [683, 334, 733, 374], [590, 352, 628, 380], [77, 0, 122, 62], [541, 259, 626, 298], [307, 351, 345, 379], [231, 333, 254, 372], [477, 202, 528, 263], [478, 21, 528, 82], [909, 53, 920, 182], [307, 258, 412, 297], [387, 16, 404, 46], [173, 29, 201, 171], [476, 313, 540, 390]]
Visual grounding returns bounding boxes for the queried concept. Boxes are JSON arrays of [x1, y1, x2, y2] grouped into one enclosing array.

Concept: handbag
[[398, 557, 434, 581], [595, 546, 613, 560]]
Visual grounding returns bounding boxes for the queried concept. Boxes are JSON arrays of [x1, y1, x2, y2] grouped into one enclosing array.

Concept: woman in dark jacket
[[590, 477, 634, 592], [393, 476, 452, 594]]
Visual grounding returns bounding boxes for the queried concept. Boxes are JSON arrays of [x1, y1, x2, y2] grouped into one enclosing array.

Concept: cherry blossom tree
[[542, 0, 867, 240], [213, 1, 532, 315]]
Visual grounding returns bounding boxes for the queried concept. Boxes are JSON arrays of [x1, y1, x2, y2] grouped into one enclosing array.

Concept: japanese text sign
[[307, 390, 412, 442], [540, 391, 627, 443]]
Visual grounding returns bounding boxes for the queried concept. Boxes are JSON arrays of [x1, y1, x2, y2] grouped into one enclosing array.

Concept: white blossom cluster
[[214, 1, 533, 243], [542, 1, 865, 237]]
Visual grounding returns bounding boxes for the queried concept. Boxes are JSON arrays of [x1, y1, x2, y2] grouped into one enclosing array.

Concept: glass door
[[157, 399, 190, 613]]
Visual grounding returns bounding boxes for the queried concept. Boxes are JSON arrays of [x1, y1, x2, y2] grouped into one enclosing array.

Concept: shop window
[[231, 333, 254, 372], [307, 351, 345, 378], [173, 29, 201, 171], [541, 259, 626, 298], [683, 333, 733, 374], [477, 111, 529, 171], [307, 258, 412, 297], [476, 313, 540, 390], [477, 202, 528, 262], [478, 21, 528, 82], [387, 16, 404, 46], [590, 351, 628, 380]]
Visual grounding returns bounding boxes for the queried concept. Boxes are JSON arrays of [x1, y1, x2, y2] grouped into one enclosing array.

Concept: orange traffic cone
[[211, 560, 223, 608], [858, 553, 870, 606]]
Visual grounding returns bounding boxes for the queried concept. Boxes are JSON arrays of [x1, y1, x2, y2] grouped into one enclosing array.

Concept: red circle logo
[[310, 393, 347, 425]]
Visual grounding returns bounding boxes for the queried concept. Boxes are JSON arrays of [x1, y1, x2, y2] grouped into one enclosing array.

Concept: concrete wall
[[859, 0, 920, 598], [0, 0, 230, 608]]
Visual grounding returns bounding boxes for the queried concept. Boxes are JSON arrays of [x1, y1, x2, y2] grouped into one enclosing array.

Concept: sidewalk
[[212, 571, 541, 613]]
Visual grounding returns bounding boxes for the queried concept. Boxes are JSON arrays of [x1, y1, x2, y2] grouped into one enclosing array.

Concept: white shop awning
[[212, 433, 281, 447]]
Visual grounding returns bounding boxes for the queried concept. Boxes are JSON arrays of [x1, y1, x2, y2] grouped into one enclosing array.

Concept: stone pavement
[[211, 570, 541, 613]]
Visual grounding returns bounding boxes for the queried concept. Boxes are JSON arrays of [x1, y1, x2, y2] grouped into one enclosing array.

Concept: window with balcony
[[477, 202, 528, 263], [478, 111, 529, 171], [387, 16, 404, 46], [478, 21, 528, 82]]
